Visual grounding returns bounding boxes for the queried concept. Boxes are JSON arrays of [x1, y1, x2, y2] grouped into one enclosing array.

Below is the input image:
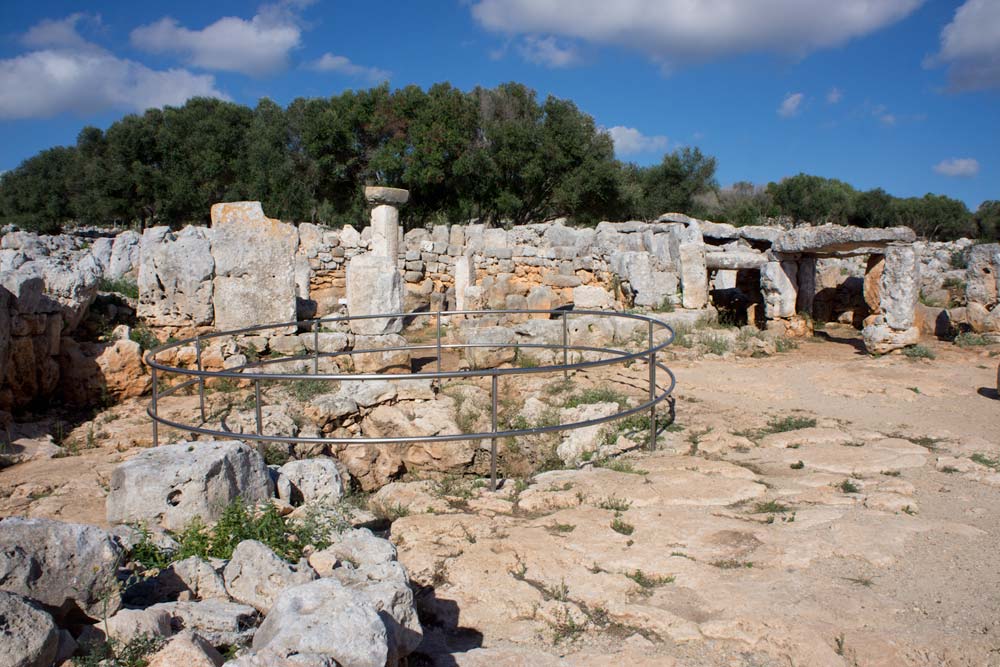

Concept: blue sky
[[1, 0, 997, 210]]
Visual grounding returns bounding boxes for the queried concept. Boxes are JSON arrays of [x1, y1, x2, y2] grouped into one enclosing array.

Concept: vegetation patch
[[98, 276, 139, 299]]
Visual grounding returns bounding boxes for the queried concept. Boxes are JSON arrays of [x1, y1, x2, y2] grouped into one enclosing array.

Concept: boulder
[[327, 560, 422, 664], [572, 285, 615, 310], [107, 230, 141, 279], [147, 631, 225, 667], [462, 326, 516, 369], [105, 607, 174, 643], [307, 528, 397, 576], [223, 541, 317, 613], [106, 441, 273, 531], [156, 556, 230, 601], [0, 591, 59, 667], [556, 402, 621, 464], [149, 600, 259, 648], [138, 226, 215, 327], [277, 459, 345, 505], [352, 334, 411, 374], [250, 578, 390, 667], [346, 255, 403, 335], [862, 320, 921, 354], [0, 517, 124, 621]]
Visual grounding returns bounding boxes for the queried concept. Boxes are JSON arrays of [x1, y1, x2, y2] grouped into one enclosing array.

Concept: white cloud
[[826, 87, 843, 104], [933, 158, 980, 177], [777, 92, 804, 118], [308, 54, 389, 81], [0, 18, 228, 120], [130, 2, 303, 76], [22, 13, 101, 51], [872, 104, 897, 126], [927, 0, 1000, 91], [471, 0, 923, 68], [517, 35, 579, 67], [606, 126, 669, 155]]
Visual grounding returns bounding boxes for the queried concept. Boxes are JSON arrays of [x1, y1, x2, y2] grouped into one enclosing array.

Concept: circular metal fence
[[145, 309, 676, 490]]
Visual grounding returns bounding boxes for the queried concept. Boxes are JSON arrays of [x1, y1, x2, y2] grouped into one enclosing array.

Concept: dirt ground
[[2, 326, 998, 666]]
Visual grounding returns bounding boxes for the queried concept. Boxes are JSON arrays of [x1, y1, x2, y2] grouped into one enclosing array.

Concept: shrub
[[564, 387, 629, 409], [610, 517, 634, 535], [949, 250, 968, 269], [954, 332, 990, 347], [701, 333, 731, 355], [129, 326, 160, 351], [903, 344, 935, 360], [98, 276, 139, 299]]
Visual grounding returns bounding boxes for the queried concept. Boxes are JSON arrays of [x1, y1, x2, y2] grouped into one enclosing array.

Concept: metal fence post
[[255, 379, 263, 435], [151, 366, 159, 447], [562, 312, 569, 380], [436, 305, 443, 375], [648, 319, 656, 451], [313, 319, 320, 375], [195, 336, 206, 423], [490, 373, 498, 492]]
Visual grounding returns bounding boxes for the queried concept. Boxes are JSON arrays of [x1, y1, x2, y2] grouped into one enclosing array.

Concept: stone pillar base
[[861, 321, 919, 354]]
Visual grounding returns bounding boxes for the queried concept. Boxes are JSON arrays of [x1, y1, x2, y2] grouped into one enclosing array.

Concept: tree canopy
[[0, 81, 991, 241]]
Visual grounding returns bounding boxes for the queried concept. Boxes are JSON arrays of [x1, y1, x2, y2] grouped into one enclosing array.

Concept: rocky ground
[[1, 325, 999, 666]]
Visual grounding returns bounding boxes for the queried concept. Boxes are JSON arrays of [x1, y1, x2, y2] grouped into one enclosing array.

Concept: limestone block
[[136, 226, 215, 328], [880, 244, 920, 330], [370, 205, 399, 259], [0, 518, 124, 621], [966, 243, 1000, 307], [106, 441, 273, 531], [364, 186, 409, 206], [761, 261, 797, 319], [210, 202, 298, 334], [346, 255, 403, 335]]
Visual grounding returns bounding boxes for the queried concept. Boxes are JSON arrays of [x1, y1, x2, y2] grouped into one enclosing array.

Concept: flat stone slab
[[364, 186, 410, 206], [773, 225, 915, 254]]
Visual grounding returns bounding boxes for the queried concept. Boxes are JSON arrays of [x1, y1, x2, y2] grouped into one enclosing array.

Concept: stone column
[[861, 244, 920, 353], [346, 187, 409, 335], [760, 260, 797, 319], [454, 255, 473, 312], [666, 221, 708, 309], [795, 256, 816, 316]]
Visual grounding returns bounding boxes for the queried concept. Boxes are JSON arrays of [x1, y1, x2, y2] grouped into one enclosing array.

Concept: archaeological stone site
[[0, 185, 998, 667]]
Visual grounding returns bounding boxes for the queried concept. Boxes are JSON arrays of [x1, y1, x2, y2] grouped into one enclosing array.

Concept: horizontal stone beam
[[773, 225, 915, 253], [705, 251, 768, 270]]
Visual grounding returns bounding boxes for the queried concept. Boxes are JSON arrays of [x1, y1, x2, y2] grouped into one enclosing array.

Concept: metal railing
[[145, 308, 676, 491]]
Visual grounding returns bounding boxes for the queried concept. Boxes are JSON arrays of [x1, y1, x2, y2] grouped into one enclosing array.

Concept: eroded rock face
[[462, 326, 517, 369], [211, 202, 299, 333], [0, 591, 59, 667], [149, 600, 259, 648], [106, 441, 273, 531], [58, 335, 150, 406], [276, 459, 345, 506], [250, 578, 390, 667], [223, 540, 317, 613], [965, 243, 1000, 307], [138, 226, 215, 327], [0, 517, 124, 621]]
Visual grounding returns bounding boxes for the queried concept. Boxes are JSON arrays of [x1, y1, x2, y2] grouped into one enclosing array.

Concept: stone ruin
[[134, 197, 923, 354], [2, 193, 1000, 413]]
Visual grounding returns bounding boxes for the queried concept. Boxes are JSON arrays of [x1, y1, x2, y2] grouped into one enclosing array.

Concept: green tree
[[767, 173, 857, 225], [631, 147, 718, 220], [973, 200, 1000, 241]]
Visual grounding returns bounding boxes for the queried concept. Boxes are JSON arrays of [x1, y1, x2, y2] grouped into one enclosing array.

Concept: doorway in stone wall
[[709, 268, 764, 327]]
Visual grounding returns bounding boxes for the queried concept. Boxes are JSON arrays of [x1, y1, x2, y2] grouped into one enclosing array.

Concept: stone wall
[[0, 230, 146, 413]]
